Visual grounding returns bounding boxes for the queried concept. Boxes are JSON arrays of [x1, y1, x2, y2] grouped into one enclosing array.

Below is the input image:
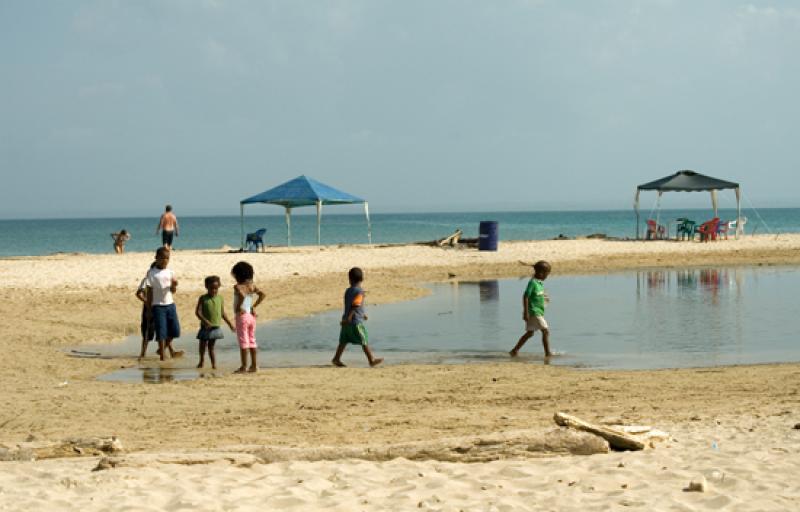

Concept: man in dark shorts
[[156, 205, 179, 249]]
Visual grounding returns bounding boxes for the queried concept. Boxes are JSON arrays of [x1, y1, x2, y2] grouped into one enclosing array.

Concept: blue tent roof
[[240, 175, 365, 208]]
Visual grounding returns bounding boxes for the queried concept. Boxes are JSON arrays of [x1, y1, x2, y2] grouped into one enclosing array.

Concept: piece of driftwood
[[554, 412, 645, 451], [90, 429, 608, 471], [0, 437, 123, 461], [416, 229, 473, 248], [437, 229, 463, 247]]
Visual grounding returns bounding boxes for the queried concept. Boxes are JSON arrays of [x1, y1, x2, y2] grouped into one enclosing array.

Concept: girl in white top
[[231, 261, 265, 373]]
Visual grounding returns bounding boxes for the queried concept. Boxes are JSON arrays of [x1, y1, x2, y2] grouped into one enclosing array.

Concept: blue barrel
[[478, 221, 499, 251]]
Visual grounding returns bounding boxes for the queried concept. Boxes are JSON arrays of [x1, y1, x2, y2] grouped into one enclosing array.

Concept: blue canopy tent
[[240, 175, 372, 247]]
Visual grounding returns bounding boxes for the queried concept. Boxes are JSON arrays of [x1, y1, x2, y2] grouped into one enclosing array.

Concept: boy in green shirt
[[510, 260, 552, 358]]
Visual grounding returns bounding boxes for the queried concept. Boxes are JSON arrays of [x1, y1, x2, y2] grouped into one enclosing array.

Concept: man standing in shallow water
[[156, 205, 179, 250]]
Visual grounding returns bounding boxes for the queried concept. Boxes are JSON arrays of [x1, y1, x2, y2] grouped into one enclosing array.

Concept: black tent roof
[[637, 170, 739, 192]]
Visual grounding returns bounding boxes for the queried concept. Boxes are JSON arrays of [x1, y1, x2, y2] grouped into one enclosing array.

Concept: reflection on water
[[98, 366, 208, 384], [87, 266, 800, 381]]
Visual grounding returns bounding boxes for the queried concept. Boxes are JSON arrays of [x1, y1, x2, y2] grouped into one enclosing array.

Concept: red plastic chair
[[697, 217, 720, 242], [646, 219, 666, 240]]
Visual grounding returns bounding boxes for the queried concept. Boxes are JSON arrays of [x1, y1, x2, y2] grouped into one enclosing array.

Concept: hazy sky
[[1, 1, 798, 219]]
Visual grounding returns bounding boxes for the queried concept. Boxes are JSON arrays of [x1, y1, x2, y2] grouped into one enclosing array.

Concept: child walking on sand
[[146, 247, 183, 361], [332, 267, 384, 367], [510, 260, 553, 358], [195, 275, 235, 369], [135, 261, 157, 360], [231, 261, 265, 373]]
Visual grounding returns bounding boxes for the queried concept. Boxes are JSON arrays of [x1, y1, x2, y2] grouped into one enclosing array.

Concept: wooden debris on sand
[[0, 436, 124, 461], [417, 229, 476, 248], [554, 412, 648, 451]]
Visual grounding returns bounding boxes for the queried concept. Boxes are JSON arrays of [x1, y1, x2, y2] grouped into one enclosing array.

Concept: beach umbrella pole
[[285, 207, 292, 247], [364, 202, 372, 244], [736, 186, 742, 238], [240, 203, 245, 250], [316, 200, 322, 245]]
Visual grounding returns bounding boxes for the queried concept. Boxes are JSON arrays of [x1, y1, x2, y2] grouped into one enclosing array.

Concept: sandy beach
[[2, 236, 800, 510]]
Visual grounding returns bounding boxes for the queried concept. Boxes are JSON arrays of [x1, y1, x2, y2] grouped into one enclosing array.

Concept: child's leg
[[157, 339, 166, 361], [197, 340, 207, 368], [248, 348, 258, 372], [510, 331, 534, 356], [541, 328, 552, 357], [139, 338, 148, 360], [362, 345, 383, 367], [166, 338, 176, 358], [236, 349, 248, 373], [208, 341, 217, 369], [332, 343, 347, 367]]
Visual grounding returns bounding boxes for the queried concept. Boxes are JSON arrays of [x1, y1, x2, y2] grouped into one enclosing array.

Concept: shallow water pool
[[88, 266, 800, 382]]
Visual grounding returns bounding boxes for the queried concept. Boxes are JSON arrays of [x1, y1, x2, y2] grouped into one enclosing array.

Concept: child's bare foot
[[332, 359, 346, 367], [369, 358, 384, 367], [196, 362, 204, 369], [247, 366, 258, 373], [211, 364, 217, 370], [234, 367, 247, 374], [509, 350, 518, 357], [172, 350, 185, 359]]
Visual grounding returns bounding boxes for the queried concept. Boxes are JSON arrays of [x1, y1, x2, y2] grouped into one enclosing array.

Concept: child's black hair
[[204, 275, 221, 289], [533, 260, 551, 275], [348, 267, 364, 285], [155, 247, 170, 259], [231, 261, 254, 283]]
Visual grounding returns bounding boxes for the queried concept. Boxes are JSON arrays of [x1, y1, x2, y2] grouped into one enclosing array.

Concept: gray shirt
[[342, 286, 366, 325]]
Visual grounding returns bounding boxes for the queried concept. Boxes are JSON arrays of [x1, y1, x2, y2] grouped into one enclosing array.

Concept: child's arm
[[522, 295, 530, 320], [221, 300, 236, 331], [195, 296, 211, 327], [145, 286, 153, 315], [135, 287, 147, 303], [251, 286, 266, 314], [232, 285, 242, 314]]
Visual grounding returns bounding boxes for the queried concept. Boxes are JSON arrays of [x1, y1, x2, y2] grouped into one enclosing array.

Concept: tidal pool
[[88, 266, 800, 382]]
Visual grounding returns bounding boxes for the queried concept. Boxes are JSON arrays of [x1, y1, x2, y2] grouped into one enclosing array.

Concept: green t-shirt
[[200, 294, 223, 327], [524, 278, 546, 316]]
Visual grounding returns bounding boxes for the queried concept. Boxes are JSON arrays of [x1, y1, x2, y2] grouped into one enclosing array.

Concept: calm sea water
[[91, 266, 800, 382], [1, 208, 798, 257]]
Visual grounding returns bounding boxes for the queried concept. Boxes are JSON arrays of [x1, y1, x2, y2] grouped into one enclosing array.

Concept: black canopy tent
[[634, 170, 741, 239]]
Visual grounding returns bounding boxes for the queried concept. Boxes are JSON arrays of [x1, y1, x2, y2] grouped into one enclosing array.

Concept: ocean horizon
[[1, 207, 798, 258]]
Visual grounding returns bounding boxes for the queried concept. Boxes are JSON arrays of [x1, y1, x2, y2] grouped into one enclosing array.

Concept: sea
[[1, 208, 798, 257]]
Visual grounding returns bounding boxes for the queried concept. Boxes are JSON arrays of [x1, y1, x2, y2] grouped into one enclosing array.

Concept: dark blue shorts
[[140, 306, 155, 341], [152, 304, 180, 341], [162, 230, 175, 246]]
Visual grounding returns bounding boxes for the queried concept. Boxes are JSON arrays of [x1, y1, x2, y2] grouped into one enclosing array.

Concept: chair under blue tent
[[245, 228, 267, 252]]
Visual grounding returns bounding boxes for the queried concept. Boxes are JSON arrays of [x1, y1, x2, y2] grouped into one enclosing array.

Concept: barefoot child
[[195, 276, 235, 369], [135, 261, 157, 359], [332, 267, 384, 368], [111, 229, 131, 254], [146, 247, 183, 361], [510, 260, 553, 358], [231, 261, 265, 373]]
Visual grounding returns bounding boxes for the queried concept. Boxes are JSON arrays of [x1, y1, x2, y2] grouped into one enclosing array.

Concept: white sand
[[2, 237, 800, 510], [2, 417, 798, 511]]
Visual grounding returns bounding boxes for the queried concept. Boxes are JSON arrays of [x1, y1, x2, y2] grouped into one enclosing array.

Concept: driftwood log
[[0, 437, 124, 461], [554, 412, 646, 451]]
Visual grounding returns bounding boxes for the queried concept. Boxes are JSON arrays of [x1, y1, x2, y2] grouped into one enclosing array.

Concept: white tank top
[[238, 292, 253, 314]]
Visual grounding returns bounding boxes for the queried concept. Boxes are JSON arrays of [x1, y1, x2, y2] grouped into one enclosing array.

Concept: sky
[[1, 0, 799, 219]]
